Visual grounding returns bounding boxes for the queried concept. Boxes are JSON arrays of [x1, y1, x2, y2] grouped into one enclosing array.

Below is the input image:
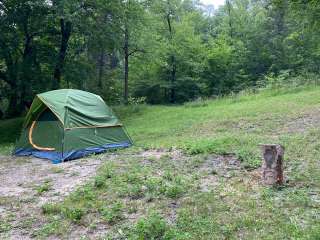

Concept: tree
[[0, 0, 51, 116], [120, 0, 146, 104]]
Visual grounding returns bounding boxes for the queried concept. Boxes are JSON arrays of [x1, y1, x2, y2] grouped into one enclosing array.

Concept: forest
[[2, 1, 320, 239], [0, 0, 320, 118]]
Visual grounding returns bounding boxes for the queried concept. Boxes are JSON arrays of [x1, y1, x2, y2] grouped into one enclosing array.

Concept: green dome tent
[[14, 89, 132, 163]]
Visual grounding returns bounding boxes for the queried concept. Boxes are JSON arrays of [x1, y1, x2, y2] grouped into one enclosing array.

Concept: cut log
[[260, 144, 284, 185]]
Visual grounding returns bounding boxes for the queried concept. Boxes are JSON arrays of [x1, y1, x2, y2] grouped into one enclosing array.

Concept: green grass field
[[1, 87, 320, 239]]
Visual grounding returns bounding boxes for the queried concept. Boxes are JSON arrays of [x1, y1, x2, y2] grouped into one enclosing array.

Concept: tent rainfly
[[14, 89, 132, 163]]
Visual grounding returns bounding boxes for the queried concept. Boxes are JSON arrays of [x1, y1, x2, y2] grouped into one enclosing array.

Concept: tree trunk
[[226, 0, 233, 38], [97, 52, 105, 89], [260, 144, 285, 185], [6, 61, 21, 117], [53, 19, 72, 89], [170, 54, 176, 103], [6, 80, 20, 118], [0, 39, 22, 117], [166, 12, 176, 103], [123, 24, 129, 105], [20, 31, 33, 112]]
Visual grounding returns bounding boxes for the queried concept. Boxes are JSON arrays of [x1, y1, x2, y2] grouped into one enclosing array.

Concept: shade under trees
[[1, 0, 320, 117]]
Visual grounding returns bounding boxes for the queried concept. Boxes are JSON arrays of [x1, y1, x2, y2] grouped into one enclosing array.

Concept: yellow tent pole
[[28, 121, 55, 151]]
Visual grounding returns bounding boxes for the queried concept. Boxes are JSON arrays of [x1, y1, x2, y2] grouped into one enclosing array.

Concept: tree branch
[[128, 48, 145, 56]]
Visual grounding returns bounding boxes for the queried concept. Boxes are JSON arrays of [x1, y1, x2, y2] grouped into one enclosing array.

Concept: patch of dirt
[[283, 109, 320, 133], [0, 156, 103, 202], [200, 154, 241, 175], [140, 148, 185, 167], [199, 175, 221, 192], [0, 154, 105, 239], [140, 149, 184, 160], [166, 200, 180, 224], [140, 148, 172, 160], [199, 154, 242, 192], [0, 149, 260, 239]]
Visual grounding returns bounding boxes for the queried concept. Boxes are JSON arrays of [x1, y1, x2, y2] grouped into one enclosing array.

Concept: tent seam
[[64, 124, 123, 130], [37, 95, 65, 125]]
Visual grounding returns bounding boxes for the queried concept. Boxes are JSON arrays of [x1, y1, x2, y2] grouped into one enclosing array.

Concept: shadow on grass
[[0, 118, 24, 144]]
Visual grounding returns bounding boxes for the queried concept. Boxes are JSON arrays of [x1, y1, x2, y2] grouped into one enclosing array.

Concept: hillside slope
[[1, 87, 320, 239], [122, 87, 320, 167]]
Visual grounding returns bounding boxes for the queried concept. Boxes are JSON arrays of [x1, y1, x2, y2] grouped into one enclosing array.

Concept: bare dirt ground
[[0, 150, 248, 239], [0, 155, 105, 239]]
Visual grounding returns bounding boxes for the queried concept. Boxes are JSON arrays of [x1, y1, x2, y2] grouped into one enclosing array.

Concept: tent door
[[28, 108, 63, 152]]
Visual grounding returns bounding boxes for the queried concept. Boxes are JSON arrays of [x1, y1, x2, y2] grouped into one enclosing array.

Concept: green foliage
[[128, 97, 147, 105], [183, 136, 238, 155], [0, 118, 23, 144], [35, 180, 52, 195], [0, 117, 23, 154], [0, 219, 12, 233], [129, 213, 168, 240], [62, 207, 85, 222], [99, 202, 124, 224], [94, 175, 106, 189], [94, 165, 114, 188], [184, 98, 210, 108], [42, 203, 61, 215], [1, 0, 320, 111], [33, 218, 69, 238], [1, 87, 314, 239], [43, 203, 85, 222]]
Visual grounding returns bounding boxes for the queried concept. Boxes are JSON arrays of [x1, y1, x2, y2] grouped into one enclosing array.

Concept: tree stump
[[260, 144, 284, 185]]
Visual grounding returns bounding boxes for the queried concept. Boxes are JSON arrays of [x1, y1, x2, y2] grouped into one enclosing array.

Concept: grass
[[1, 86, 320, 239], [0, 117, 23, 154], [35, 180, 52, 195]]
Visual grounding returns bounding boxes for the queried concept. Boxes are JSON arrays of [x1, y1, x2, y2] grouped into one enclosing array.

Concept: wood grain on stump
[[260, 144, 284, 185]]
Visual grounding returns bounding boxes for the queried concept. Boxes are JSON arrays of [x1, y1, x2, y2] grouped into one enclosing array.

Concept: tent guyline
[[14, 89, 132, 163]]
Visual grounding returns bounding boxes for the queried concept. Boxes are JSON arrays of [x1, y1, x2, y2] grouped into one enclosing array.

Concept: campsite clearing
[[1, 87, 320, 239]]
